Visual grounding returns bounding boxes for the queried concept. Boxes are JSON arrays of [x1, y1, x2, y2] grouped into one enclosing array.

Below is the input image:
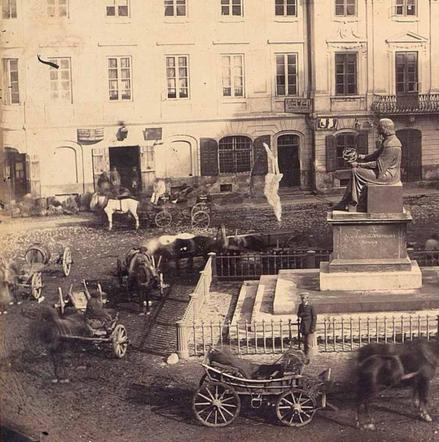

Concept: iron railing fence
[[371, 93, 439, 114], [213, 249, 439, 280], [177, 315, 439, 358]]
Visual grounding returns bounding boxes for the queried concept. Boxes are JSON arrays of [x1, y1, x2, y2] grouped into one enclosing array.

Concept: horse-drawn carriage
[[52, 281, 129, 359], [25, 243, 73, 277], [192, 348, 331, 428]]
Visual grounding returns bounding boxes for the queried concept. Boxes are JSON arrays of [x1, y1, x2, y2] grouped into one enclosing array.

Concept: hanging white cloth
[[263, 143, 283, 223]]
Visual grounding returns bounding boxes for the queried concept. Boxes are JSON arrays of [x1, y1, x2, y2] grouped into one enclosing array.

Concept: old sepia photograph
[[2, 1, 439, 441]]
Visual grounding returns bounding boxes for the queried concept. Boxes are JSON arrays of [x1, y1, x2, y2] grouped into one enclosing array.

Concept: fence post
[[209, 252, 217, 282], [305, 250, 316, 269], [176, 320, 189, 359], [190, 293, 199, 322]]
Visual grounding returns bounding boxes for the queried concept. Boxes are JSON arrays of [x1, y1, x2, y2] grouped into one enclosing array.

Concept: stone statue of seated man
[[332, 118, 402, 212]]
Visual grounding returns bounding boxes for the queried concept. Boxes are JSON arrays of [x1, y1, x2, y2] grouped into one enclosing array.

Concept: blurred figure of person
[[97, 170, 111, 195], [297, 292, 317, 362], [110, 166, 121, 195], [130, 167, 139, 195], [150, 178, 167, 205], [425, 233, 439, 251]]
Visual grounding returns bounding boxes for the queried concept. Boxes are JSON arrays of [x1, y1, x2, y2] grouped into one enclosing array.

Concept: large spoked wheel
[[190, 202, 209, 217], [62, 247, 73, 276], [31, 272, 43, 300], [192, 381, 241, 427], [275, 388, 317, 427], [111, 324, 128, 358], [191, 211, 210, 229], [154, 210, 172, 228]]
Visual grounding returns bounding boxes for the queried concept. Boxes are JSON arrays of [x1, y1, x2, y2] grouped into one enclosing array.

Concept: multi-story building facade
[[312, 0, 439, 189], [1, 0, 439, 201], [0, 0, 312, 200]]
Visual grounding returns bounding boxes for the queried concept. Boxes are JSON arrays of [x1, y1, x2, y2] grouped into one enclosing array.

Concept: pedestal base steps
[[231, 267, 439, 326]]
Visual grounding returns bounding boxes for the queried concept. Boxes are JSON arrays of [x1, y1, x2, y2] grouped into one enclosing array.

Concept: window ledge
[[105, 19, 132, 24], [221, 98, 247, 103], [333, 17, 359, 23], [391, 16, 419, 22], [273, 17, 299, 23], [331, 95, 365, 101], [219, 18, 244, 23]]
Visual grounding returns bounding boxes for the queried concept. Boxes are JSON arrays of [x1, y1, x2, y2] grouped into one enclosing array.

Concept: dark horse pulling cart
[[192, 348, 331, 428]]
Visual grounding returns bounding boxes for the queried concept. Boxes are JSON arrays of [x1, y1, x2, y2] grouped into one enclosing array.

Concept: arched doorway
[[155, 141, 193, 177], [396, 129, 422, 182], [277, 134, 300, 187], [4, 147, 29, 199]]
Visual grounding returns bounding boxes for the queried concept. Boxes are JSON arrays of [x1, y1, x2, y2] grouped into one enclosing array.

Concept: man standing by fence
[[297, 292, 317, 362]]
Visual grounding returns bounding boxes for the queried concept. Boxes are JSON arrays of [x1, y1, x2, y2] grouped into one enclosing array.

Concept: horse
[[0, 256, 20, 311], [356, 339, 439, 430], [90, 192, 139, 231]]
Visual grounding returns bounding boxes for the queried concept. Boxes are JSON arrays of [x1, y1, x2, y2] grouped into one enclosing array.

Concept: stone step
[[231, 281, 258, 325], [250, 275, 278, 325]]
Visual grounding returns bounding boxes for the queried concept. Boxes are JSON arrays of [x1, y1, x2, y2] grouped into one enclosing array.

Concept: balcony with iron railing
[[371, 93, 439, 115]]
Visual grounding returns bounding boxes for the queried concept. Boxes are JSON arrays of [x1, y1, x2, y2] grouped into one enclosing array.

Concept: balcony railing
[[371, 93, 439, 114]]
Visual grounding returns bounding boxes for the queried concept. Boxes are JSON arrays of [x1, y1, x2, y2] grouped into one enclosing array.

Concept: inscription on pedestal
[[334, 224, 406, 260]]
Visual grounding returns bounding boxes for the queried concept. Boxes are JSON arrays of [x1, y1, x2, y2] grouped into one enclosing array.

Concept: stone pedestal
[[319, 210, 422, 291], [367, 182, 403, 214]]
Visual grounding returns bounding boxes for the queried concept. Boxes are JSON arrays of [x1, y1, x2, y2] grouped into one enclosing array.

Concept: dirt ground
[[2, 195, 439, 441]]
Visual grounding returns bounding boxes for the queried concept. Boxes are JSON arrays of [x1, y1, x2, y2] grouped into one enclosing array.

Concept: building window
[[222, 54, 244, 97], [395, 0, 416, 16], [108, 57, 132, 101], [221, 0, 243, 16], [49, 58, 72, 102], [335, 133, 356, 169], [106, 0, 129, 17], [335, 53, 357, 95], [395, 52, 418, 94], [275, 0, 296, 16], [219, 136, 252, 173], [166, 55, 189, 99], [335, 0, 356, 16], [2, 0, 17, 18], [164, 0, 186, 16], [47, 0, 68, 17], [276, 53, 297, 96], [2, 58, 19, 104]]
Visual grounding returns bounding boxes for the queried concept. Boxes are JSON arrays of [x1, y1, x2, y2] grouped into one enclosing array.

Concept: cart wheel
[[62, 247, 73, 277], [191, 202, 209, 217], [191, 211, 210, 229], [275, 388, 316, 427], [154, 210, 172, 228], [192, 381, 240, 427], [31, 272, 43, 300], [111, 324, 128, 358]]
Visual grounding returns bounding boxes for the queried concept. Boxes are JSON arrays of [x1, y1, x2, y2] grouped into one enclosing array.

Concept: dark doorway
[[109, 146, 141, 192], [5, 148, 29, 199], [396, 129, 422, 182], [277, 134, 300, 187]]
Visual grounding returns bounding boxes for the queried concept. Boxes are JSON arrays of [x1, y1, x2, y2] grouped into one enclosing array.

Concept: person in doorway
[[97, 170, 111, 195], [110, 166, 122, 195], [297, 292, 317, 362], [425, 233, 439, 251], [130, 167, 139, 195]]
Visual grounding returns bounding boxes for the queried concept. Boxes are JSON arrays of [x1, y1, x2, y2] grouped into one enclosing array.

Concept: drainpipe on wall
[[305, 0, 317, 192]]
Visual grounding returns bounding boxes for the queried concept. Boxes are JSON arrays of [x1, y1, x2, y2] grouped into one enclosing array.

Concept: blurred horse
[[90, 192, 139, 231], [0, 257, 19, 312], [356, 339, 439, 430]]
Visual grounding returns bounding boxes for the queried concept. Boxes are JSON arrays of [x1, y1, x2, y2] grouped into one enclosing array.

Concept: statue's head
[[378, 118, 395, 137]]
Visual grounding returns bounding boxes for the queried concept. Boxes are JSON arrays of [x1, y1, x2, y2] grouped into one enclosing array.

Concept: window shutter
[[325, 135, 337, 172], [92, 147, 110, 189], [200, 138, 218, 176], [356, 131, 369, 155], [252, 135, 269, 175]]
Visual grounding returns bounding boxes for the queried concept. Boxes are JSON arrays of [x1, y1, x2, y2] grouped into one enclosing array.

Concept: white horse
[[90, 193, 139, 231]]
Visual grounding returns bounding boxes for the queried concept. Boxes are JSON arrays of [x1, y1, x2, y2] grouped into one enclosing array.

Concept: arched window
[[218, 136, 252, 173]]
